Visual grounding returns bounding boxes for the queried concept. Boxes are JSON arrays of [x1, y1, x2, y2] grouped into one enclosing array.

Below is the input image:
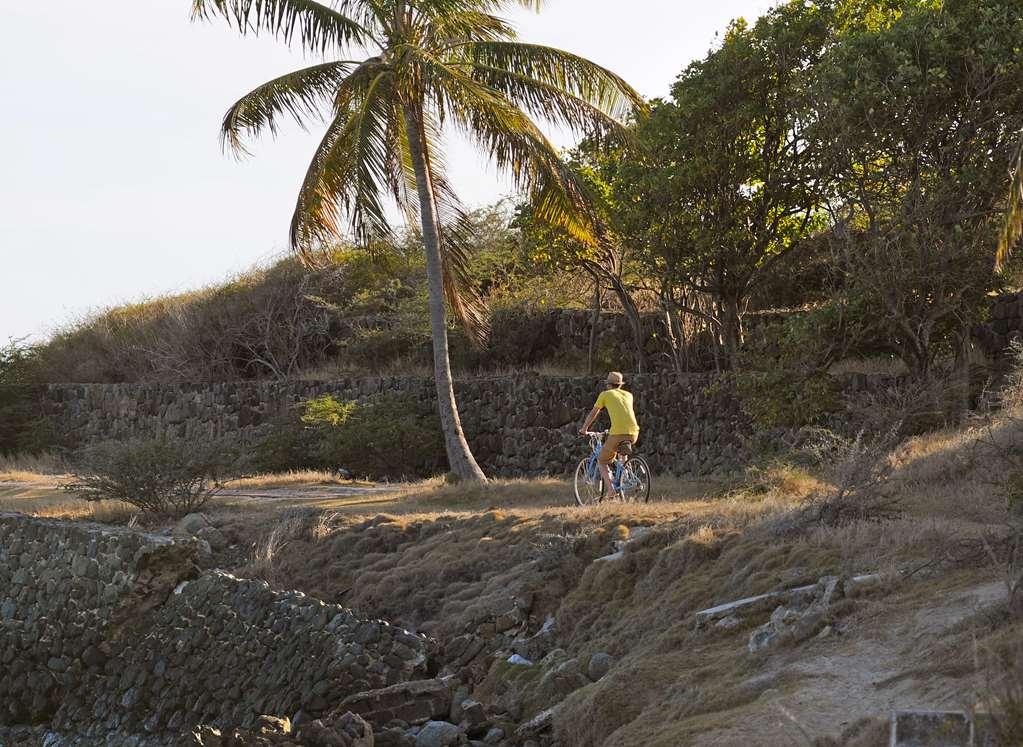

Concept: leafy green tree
[[515, 144, 650, 373], [816, 0, 1023, 377], [192, 0, 643, 481], [612, 1, 832, 366]]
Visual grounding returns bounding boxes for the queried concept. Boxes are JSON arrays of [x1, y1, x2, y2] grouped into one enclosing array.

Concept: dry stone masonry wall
[[36, 374, 755, 477], [0, 514, 430, 745]]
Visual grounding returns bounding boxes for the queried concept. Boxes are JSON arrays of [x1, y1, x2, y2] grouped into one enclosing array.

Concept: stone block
[[890, 710, 970, 747]]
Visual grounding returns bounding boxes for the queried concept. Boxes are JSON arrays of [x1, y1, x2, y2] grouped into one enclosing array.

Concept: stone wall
[[975, 291, 1023, 355], [0, 514, 429, 744], [34, 374, 754, 477]]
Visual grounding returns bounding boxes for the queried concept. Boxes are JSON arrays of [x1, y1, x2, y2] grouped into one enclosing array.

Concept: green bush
[[733, 370, 842, 430], [63, 437, 240, 516], [254, 394, 446, 480], [0, 340, 57, 456], [307, 394, 446, 480]]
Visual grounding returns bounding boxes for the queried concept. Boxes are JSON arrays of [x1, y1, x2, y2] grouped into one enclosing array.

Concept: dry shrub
[[797, 427, 902, 528], [62, 437, 239, 517], [243, 516, 306, 584]]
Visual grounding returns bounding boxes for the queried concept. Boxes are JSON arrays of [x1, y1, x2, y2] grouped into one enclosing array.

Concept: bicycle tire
[[621, 457, 652, 503], [573, 458, 603, 507]]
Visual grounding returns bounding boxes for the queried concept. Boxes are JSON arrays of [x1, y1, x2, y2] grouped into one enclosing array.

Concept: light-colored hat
[[606, 371, 624, 386]]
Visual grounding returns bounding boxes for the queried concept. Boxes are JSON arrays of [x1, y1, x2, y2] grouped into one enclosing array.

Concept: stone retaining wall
[[34, 374, 755, 477], [0, 514, 430, 744]]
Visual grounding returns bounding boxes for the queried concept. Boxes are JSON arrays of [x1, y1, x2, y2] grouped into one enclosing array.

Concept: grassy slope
[[1, 417, 1019, 745]]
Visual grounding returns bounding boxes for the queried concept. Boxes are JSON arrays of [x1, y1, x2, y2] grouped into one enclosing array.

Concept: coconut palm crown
[[192, 0, 645, 481]]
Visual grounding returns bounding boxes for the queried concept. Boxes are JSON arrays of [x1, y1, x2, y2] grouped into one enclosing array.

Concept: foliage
[[301, 395, 356, 427], [62, 438, 239, 516], [255, 393, 446, 480], [0, 340, 56, 456], [612, 0, 832, 363], [814, 0, 1023, 377], [307, 394, 446, 480], [734, 370, 842, 431]]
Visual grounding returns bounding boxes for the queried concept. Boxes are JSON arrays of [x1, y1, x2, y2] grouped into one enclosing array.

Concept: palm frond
[[461, 41, 646, 120], [420, 52, 599, 243], [464, 64, 633, 145], [997, 139, 1023, 272], [290, 63, 397, 257], [390, 110, 490, 344], [221, 61, 358, 155], [191, 0, 373, 52]]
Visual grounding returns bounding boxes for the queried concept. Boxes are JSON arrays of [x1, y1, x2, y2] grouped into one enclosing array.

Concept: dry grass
[[225, 470, 368, 490], [0, 452, 68, 483], [0, 484, 138, 523]]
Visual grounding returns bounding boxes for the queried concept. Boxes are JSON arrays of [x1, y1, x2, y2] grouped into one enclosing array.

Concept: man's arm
[[579, 406, 602, 435]]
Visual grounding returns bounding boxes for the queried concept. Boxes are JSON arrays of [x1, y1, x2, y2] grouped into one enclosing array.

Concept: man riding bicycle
[[579, 372, 640, 497]]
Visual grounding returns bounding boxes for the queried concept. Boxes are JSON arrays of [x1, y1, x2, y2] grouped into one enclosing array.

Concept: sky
[[0, 0, 774, 344]]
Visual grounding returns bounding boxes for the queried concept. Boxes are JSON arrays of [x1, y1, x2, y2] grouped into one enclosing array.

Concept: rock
[[255, 715, 292, 735], [339, 679, 453, 728], [375, 726, 415, 747], [300, 712, 374, 747], [511, 615, 555, 662], [715, 615, 740, 630], [196, 526, 228, 552], [586, 652, 613, 681], [748, 623, 777, 654], [506, 654, 533, 667], [174, 513, 213, 538], [890, 710, 971, 747], [449, 688, 470, 723], [515, 707, 559, 739], [414, 720, 464, 747], [482, 728, 504, 745], [458, 700, 486, 730]]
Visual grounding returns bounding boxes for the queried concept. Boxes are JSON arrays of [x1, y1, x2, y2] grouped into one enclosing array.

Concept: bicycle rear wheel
[[620, 457, 652, 503], [574, 458, 604, 507]]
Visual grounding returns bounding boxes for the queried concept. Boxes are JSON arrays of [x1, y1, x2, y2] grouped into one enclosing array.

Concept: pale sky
[[0, 0, 773, 343]]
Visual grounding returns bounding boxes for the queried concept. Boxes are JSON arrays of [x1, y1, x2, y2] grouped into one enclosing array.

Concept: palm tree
[[192, 0, 643, 482], [996, 136, 1023, 272]]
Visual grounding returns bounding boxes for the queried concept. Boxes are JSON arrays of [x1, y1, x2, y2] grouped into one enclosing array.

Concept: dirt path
[[692, 578, 1006, 746]]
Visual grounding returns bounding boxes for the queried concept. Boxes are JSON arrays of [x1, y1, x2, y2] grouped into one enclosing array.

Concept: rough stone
[[339, 678, 452, 728], [173, 513, 212, 538], [890, 710, 971, 746], [414, 721, 464, 747], [0, 513, 430, 743], [586, 653, 613, 681]]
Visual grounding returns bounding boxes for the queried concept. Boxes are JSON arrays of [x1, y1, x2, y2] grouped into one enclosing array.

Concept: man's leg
[[597, 436, 624, 497], [598, 462, 615, 497]]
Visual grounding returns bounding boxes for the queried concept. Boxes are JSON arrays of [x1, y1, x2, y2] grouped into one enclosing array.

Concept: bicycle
[[573, 431, 652, 506]]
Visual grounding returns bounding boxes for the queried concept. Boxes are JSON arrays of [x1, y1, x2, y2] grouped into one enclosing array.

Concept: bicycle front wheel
[[574, 458, 604, 507], [620, 457, 652, 503]]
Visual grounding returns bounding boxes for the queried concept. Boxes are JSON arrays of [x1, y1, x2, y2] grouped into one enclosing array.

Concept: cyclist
[[579, 372, 640, 497]]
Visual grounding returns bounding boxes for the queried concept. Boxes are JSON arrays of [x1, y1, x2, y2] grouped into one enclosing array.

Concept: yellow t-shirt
[[595, 389, 639, 438]]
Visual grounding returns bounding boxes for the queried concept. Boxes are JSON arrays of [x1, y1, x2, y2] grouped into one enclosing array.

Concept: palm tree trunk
[[402, 105, 487, 483]]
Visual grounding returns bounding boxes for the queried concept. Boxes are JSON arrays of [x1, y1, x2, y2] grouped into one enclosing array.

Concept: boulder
[[340, 679, 453, 728], [299, 712, 374, 747], [174, 513, 213, 538], [414, 721, 464, 747], [586, 653, 613, 681]]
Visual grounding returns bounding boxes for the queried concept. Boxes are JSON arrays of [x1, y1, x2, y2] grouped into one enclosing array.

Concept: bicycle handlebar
[[581, 430, 609, 438]]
